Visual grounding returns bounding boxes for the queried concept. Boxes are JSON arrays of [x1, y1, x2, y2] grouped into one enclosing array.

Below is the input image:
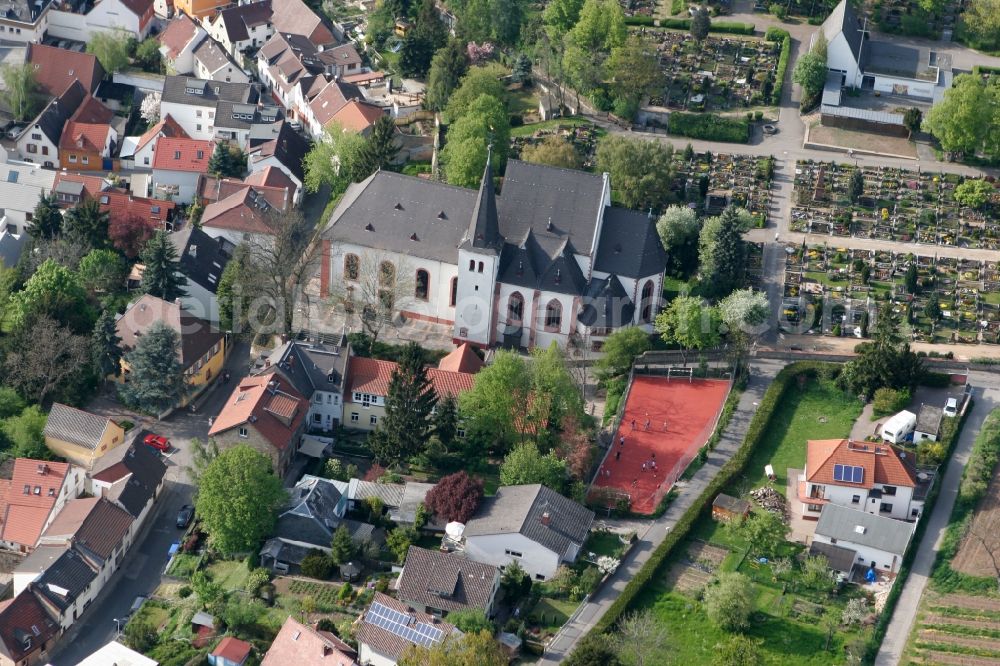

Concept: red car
[[143, 433, 170, 452]]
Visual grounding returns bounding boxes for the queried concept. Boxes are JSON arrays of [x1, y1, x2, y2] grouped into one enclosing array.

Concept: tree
[[442, 93, 510, 187], [2, 406, 50, 459], [690, 6, 711, 41], [3, 316, 91, 404], [595, 327, 650, 382], [139, 231, 187, 301], [303, 122, 368, 193], [109, 214, 156, 259], [8, 259, 91, 333], [529, 342, 584, 437], [386, 526, 417, 562], [328, 251, 415, 351], [714, 635, 763, 666], [566, 634, 623, 666], [520, 135, 582, 169], [903, 107, 923, 137], [190, 571, 225, 610], [0, 63, 39, 122], [446, 609, 492, 634], [330, 525, 356, 564], [718, 288, 770, 347], [961, 0, 1000, 50], [216, 244, 252, 333], [698, 206, 749, 298], [139, 91, 161, 124], [841, 598, 868, 626], [567, 0, 626, 52], [801, 554, 835, 592], [196, 445, 285, 554], [614, 610, 668, 666], [543, 0, 585, 40], [443, 64, 508, 123], [655, 295, 721, 363], [848, 167, 864, 203], [399, 630, 507, 666], [792, 51, 828, 100], [0, 388, 26, 420], [426, 40, 469, 111], [433, 394, 459, 448], [459, 351, 531, 452], [838, 301, 923, 398], [923, 74, 997, 156], [400, 34, 436, 78], [703, 572, 754, 631], [370, 343, 438, 464], [955, 179, 994, 209], [78, 249, 126, 296], [924, 291, 942, 321], [86, 29, 131, 73], [28, 192, 62, 240], [221, 597, 263, 633], [117, 321, 188, 413], [208, 143, 245, 178], [123, 619, 157, 653], [904, 263, 919, 294], [134, 37, 163, 73], [606, 35, 664, 115], [63, 199, 109, 250], [424, 471, 484, 523], [726, 509, 787, 557], [357, 115, 400, 175], [92, 309, 123, 379], [656, 205, 700, 278], [499, 440, 567, 490], [556, 413, 594, 480], [500, 560, 532, 601], [595, 135, 676, 212], [455, 0, 524, 45]]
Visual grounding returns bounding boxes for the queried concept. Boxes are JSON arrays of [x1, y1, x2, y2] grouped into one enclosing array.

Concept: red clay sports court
[[590, 376, 731, 515]]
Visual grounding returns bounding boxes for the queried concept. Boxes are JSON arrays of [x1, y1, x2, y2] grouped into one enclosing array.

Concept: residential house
[[158, 14, 207, 76], [245, 164, 299, 206], [0, 0, 50, 44], [396, 546, 500, 618], [813, 503, 915, 575], [98, 189, 177, 234], [344, 478, 404, 513], [246, 122, 307, 197], [42, 404, 127, 470], [270, 0, 336, 45], [797, 438, 927, 522], [463, 484, 595, 580], [208, 374, 308, 477], [259, 475, 380, 573], [209, 637, 252, 666], [25, 43, 104, 97], [206, 1, 275, 62], [17, 498, 98, 593], [320, 157, 668, 350], [16, 81, 87, 167], [343, 357, 475, 432], [77, 641, 157, 666], [169, 225, 232, 323], [172, 0, 228, 20], [214, 101, 283, 149], [256, 336, 350, 432], [914, 404, 943, 443], [0, 155, 56, 253], [193, 38, 250, 84], [51, 172, 110, 208], [0, 460, 85, 553], [159, 75, 260, 141], [120, 114, 190, 169], [199, 178, 292, 246], [47, 0, 155, 41], [57, 95, 116, 171], [0, 588, 61, 666], [151, 136, 214, 203], [115, 294, 228, 405], [88, 443, 167, 539], [261, 616, 357, 666], [356, 592, 459, 666]]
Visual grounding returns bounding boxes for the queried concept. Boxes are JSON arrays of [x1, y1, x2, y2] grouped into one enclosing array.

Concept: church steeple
[[462, 147, 502, 254]]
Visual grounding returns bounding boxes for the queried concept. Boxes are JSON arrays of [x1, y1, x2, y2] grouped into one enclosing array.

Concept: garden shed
[[914, 404, 943, 443], [712, 493, 751, 522]]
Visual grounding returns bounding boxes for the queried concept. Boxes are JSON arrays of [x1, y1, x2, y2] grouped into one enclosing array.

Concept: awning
[[299, 435, 332, 458]]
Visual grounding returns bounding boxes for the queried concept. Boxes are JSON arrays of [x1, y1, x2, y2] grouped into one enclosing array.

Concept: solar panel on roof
[[833, 463, 864, 484], [366, 601, 446, 647]]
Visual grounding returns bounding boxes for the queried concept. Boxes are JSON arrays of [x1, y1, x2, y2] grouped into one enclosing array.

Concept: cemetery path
[[745, 228, 1000, 262]]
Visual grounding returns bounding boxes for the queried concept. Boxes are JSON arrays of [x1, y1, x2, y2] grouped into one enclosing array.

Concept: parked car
[[944, 397, 958, 418], [176, 505, 194, 529], [762, 124, 778, 135], [143, 433, 170, 452], [129, 595, 146, 616]]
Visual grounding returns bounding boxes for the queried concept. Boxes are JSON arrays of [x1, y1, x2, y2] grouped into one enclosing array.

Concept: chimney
[[265, 358, 271, 368], [540, 511, 551, 526], [189, 244, 197, 258]]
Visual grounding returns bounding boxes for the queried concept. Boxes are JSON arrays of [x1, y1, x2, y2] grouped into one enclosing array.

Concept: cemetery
[[509, 121, 603, 169], [678, 151, 775, 226]]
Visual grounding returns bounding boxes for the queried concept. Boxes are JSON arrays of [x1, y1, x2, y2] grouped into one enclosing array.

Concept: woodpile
[[749, 486, 786, 515]]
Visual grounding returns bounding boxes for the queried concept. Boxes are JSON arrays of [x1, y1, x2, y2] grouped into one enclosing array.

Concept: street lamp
[[113, 618, 121, 636]]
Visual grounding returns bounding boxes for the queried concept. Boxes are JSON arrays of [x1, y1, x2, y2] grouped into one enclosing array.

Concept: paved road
[[45, 344, 252, 665], [875, 372, 1000, 666], [538, 358, 783, 664]]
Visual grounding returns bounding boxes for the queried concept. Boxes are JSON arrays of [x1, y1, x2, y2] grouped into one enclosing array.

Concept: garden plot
[[664, 540, 729, 596], [642, 31, 781, 111], [953, 463, 1000, 577], [783, 244, 1000, 344], [790, 160, 1000, 249]]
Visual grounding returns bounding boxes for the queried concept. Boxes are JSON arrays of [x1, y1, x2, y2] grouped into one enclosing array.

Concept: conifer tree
[[139, 230, 187, 301]]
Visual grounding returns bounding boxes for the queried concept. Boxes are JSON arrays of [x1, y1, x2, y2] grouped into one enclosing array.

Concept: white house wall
[[811, 533, 905, 573], [17, 130, 58, 168], [871, 74, 935, 99], [827, 33, 862, 87], [159, 100, 216, 140], [463, 532, 560, 580], [152, 169, 200, 204]]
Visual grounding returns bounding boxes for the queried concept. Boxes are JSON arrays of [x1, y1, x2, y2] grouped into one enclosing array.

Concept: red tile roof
[[158, 13, 202, 59], [52, 173, 109, 203], [437, 343, 484, 374], [340, 70, 387, 85], [346, 358, 475, 400], [27, 43, 104, 96], [212, 636, 252, 664], [261, 616, 357, 666], [91, 461, 130, 484], [244, 166, 297, 199], [200, 184, 290, 234], [1, 460, 71, 548], [806, 439, 917, 489], [153, 137, 214, 172], [0, 590, 59, 663], [136, 114, 189, 153], [329, 100, 384, 133], [119, 0, 153, 19], [99, 190, 176, 227], [209, 374, 308, 452]]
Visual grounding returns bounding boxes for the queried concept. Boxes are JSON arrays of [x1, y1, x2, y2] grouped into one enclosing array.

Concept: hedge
[[668, 112, 750, 143], [624, 16, 656, 26], [657, 18, 756, 34], [766, 28, 791, 106], [585, 361, 832, 638]]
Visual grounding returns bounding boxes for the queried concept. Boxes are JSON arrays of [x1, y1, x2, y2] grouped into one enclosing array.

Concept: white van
[[881, 410, 917, 444]]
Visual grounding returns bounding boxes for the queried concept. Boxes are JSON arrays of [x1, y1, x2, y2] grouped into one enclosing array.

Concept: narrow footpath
[[538, 358, 783, 664]]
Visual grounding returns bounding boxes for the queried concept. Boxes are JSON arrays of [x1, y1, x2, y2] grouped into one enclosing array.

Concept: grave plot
[[783, 245, 1000, 344], [509, 123, 602, 169], [753, 0, 838, 19], [790, 160, 1000, 249], [619, 0, 655, 16], [642, 31, 781, 112], [676, 152, 774, 225]]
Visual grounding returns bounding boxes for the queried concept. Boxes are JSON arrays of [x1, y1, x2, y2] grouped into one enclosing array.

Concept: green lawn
[[583, 530, 626, 558], [166, 553, 199, 579], [205, 560, 250, 591], [509, 88, 540, 117], [529, 597, 578, 634]]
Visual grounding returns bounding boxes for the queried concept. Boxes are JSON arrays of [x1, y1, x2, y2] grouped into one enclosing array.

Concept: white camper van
[[881, 410, 917, 444]]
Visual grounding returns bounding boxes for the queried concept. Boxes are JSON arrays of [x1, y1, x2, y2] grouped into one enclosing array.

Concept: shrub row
[[872, 401, 976, 654], [657, 18, 756, 34], [668, 112, 750, 143], [766, 28, 791, 106], [624, 16, 656, 26], [585, 361, 831, 639]]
